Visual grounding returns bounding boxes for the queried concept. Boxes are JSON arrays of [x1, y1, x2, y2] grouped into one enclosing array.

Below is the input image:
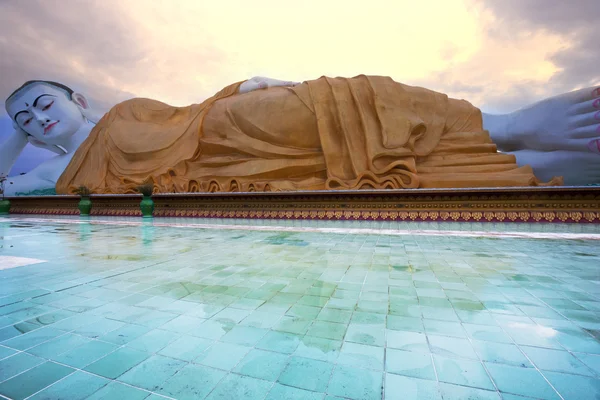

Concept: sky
[[0, 0, 599, 175]]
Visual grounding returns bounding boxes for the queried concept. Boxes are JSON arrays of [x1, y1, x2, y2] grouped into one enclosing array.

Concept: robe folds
[[56, 75, 562, 194]]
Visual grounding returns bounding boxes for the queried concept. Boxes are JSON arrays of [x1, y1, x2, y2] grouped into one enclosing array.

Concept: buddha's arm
[[239, 76, 301, 94], [3, 152, 73, 196], [0, 129, 28, 177]]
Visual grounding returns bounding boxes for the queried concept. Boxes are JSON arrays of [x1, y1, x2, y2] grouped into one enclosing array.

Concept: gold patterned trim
[[5, 187, 600, 223]]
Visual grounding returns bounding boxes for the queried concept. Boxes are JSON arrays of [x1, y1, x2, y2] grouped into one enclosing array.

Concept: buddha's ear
[[72, 93, 90, 110], [72, 93, 101, 124]]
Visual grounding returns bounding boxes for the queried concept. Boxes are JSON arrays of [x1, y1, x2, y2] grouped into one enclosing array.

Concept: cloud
[[0, 0, 143, 113], [477, 0, 600, 105]]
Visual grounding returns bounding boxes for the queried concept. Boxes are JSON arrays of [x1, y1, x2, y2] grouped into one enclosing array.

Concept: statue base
[[4, 187, 600, 224]]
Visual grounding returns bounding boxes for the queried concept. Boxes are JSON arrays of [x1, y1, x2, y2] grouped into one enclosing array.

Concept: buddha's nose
[[40, 119, 50, 127]]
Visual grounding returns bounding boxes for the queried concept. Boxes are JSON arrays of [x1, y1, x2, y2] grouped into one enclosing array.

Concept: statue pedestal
[[4, 187, 599, 223]]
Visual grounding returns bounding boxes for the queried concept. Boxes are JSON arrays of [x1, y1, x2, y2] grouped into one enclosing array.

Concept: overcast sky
[[1, 0, 598, 175]]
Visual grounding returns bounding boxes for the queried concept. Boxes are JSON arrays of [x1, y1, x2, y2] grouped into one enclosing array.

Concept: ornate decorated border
[[6, 187, 600, 223]]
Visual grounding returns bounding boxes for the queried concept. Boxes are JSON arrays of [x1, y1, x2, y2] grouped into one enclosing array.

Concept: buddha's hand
[[239, 76, 301, 94], [507, 86, 600, 154]]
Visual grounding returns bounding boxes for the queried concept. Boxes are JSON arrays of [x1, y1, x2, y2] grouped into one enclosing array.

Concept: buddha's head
[[5, 81, 91, 145]]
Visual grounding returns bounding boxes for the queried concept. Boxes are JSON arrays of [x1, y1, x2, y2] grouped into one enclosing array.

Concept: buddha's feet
[[484, 86, 600, 185], [496, 86, 600, 153], [510, 149, 600, 186]]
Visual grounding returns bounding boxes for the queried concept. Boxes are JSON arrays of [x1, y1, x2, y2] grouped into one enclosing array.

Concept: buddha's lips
[[44, 121, 58, 135]]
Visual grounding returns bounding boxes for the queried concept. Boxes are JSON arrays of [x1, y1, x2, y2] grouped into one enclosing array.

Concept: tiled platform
[[0, 216, 599, 399]]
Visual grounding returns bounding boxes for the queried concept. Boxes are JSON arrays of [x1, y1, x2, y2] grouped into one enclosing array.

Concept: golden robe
[[56, 75, 562, 194]]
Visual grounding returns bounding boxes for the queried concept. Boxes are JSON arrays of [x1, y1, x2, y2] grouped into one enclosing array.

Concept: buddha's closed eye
[[42, 101, 54, 111]]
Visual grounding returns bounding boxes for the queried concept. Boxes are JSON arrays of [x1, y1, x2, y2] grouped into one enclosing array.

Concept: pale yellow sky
[[58, 0, 570, 111]]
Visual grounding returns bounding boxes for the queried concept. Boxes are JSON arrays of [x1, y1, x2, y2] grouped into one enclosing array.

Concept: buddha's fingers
[[569, 110, 600, 129], [569, 124, 600, 139], [568, 98, 600, 116]]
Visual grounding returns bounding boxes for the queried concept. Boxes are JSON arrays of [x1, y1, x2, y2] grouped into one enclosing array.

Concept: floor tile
[[278, 356, 334, 392], [423, 320, 465, 338], [159, 315, 205, 334], [351, 311, 386, 326], [86, 381, 150, 400], [84, 346, 149, 379], [327, 365, 383, 400], [338, 342, 384, 371], [99, 323, 151, 345], [293, 336, 342, 362], [463, 323, 513, 343], [387, 316, 424, 333], [266, 382, 325, 400], [428, 335, 478, 359], [239, 311, 282, 329], [544, 370, 600, 400], [0, 352, 44, 382], [0, 345, 17, 360], [27, 333, 90, 359], [345, 324, 385, 346], [385, 349, 435, 380], [118, 354, 187, 391], [273, 316, 313, 335], [256, 331, 302, 354], [577, 353, 600, 376], [0, 361, 74, 400], [317, 308, 352, 324], [438, 382, 500, 400], [233, 348, 289, 381], [73, 318, 125, 338], [221, 326, 268, 346], [206, 373, 273, 400], [195, 342, 251, 370], [433, 354, 495, 390], [386, 330, 429, 353], [521, 346, 595, 376], [53, 340, 118, 369], [28, 370, 109, 400], [1, 327, 64, 350], [307, 321, 347, 340], [157, 363, 226, 399], [126, 328, 179, 353], [485, 362, 561, 399], [385, 374, 442, 399], [159, 336, 213, 361], [471, 340, 532, 367]]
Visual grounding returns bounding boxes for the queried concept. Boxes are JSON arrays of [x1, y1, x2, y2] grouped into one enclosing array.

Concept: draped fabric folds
[[56, 75, 561, 194]]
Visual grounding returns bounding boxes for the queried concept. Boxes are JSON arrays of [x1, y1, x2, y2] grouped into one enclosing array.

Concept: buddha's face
[[6, 83, 88, 145]]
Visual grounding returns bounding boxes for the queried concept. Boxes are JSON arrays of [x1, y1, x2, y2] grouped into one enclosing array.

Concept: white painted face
[[6, 83, 88, 145]]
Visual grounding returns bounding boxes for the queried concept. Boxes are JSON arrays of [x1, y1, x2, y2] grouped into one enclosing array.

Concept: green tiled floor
[[0, 216, 599, 399]]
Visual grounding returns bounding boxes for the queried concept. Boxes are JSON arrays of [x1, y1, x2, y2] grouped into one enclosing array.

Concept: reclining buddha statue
[[2, 75, 599, 196]]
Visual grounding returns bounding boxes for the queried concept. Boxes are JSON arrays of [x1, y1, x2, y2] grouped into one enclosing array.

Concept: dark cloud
[[0, 0, 142, 113], [480, 0, 600, 92]]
